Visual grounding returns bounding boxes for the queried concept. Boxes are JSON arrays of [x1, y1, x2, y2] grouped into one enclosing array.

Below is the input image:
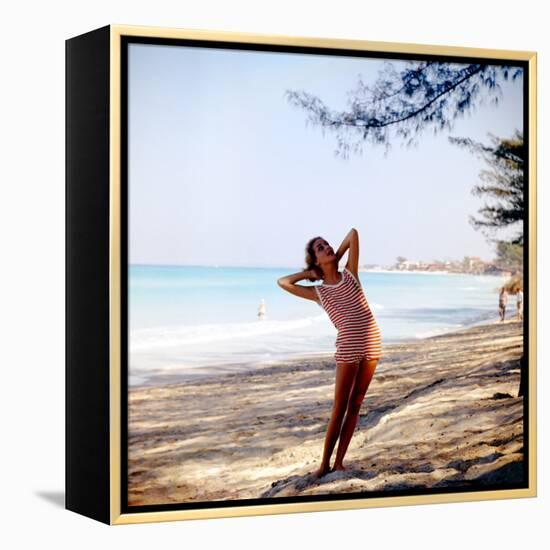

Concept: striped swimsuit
[[314, 267, 382, 364]]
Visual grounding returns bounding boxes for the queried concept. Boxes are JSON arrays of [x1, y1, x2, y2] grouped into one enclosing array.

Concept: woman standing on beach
[[277, 228, 382, 478]]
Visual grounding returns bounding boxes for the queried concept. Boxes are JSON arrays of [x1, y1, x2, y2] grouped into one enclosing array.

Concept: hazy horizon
[[128, 258, 503, 269]]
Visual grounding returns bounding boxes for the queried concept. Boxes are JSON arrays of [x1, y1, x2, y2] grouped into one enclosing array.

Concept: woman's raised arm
[[335, 228, 359, 276], [277, 270, 320, 303]]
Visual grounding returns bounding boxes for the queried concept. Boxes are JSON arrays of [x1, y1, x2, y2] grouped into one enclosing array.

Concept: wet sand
[[128, 319, 524, 506]]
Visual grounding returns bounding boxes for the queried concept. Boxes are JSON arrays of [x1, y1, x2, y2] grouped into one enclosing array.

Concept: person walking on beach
[[277, 228, 381, 478], [516, 289, 524, 321], [498, 287, 508, 322]]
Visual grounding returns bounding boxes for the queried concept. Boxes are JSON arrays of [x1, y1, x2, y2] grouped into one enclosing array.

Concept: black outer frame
[[66, 25, 532, 526], [65, 25, 111, 525]]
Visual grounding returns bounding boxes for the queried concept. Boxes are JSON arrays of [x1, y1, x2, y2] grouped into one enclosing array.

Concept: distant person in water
[[499, 288, 508, 322], [257, 298, 266, 320], [516, 290, 524, 321], [277, 228, 381, 478]]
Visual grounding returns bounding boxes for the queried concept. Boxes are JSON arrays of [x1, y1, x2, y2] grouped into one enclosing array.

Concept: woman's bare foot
[[331, 462, 346, 472], [314, 463, 331, 478]]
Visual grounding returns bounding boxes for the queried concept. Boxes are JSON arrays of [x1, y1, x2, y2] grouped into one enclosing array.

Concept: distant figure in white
[[516, 290, 524, 321], [498, 288, 508, 322], [257, 298, 266, 321]]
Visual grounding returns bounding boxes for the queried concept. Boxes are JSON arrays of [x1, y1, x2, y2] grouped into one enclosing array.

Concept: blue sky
[[128, 43, 523, 268]]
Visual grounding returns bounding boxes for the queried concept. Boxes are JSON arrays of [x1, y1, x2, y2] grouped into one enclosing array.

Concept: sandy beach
[[128, 319, 524, 506]]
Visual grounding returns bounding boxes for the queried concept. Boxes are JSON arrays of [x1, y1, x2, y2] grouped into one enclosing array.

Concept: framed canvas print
[[65, 24, 537, 525]]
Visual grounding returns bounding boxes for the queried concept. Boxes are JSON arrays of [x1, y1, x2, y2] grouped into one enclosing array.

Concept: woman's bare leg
[[314, 361, 358, 478], [332, 358, 378, 471]]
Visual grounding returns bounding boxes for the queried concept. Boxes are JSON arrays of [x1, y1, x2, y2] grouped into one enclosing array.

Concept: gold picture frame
[[66, 24, 537, 526]]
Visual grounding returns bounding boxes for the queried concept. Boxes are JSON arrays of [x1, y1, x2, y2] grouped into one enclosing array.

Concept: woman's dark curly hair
[[304, 236, 324, 282]]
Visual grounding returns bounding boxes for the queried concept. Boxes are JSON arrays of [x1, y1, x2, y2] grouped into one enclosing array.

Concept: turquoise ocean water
[[129, 265, 511, 386]]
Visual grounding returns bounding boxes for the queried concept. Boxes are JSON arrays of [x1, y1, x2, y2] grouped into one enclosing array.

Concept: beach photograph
[[126, 42, 526, 507]]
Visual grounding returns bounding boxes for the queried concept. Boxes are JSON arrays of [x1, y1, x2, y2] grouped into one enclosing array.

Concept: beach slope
[[128, 320, 524, 505]]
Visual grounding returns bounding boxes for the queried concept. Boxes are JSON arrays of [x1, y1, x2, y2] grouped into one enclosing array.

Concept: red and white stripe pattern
[[315, 267, 382, 364]]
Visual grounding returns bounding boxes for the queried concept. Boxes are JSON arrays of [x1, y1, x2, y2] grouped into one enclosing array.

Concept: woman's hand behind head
[[304, 267, 322, 283]]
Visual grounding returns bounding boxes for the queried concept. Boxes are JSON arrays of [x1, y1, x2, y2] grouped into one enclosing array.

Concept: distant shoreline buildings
[[361, 256, 513, 277]]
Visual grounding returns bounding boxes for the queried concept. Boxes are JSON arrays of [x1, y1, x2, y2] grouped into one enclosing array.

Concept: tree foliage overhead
[[285, 61, 523, 159], [449, 130, 524, 246]]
